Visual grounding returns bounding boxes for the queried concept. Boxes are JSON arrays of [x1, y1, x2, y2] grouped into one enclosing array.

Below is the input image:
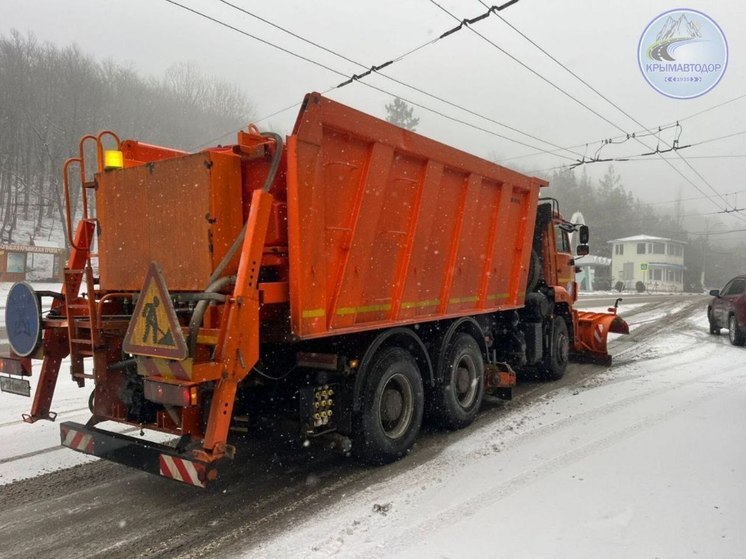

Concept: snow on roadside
[[245, 313, 746, 558]]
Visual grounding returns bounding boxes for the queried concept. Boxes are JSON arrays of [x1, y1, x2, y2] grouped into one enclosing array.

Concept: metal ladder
[[61, 131, 120, 384]]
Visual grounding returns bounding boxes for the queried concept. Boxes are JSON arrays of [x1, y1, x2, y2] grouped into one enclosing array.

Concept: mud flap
[[572, 311, 630, 365]]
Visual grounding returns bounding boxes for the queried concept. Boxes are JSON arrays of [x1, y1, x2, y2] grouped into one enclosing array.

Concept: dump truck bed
[[287, 93, 546, 339]]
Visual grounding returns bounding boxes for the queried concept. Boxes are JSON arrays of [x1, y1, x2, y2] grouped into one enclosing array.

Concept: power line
[[471, 0, 741, 219], [195, 0, 585, 160], [500, 92, 746, 165]]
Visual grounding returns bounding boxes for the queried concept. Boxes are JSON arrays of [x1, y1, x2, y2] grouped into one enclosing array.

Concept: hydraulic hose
[[188, 130, 284, 356], [207, 132, 283, 285], [188, 275, 236, 356]]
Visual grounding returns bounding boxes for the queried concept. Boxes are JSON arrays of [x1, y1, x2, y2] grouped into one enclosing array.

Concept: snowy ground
[[2, 287, 743, 558], [244, 304, 746, 558]]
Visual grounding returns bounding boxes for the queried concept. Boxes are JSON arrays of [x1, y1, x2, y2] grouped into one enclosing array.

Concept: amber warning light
[[104, 150, 124, 170]]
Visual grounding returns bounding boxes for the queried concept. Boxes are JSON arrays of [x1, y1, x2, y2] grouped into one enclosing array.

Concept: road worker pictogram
[[123, 263, 187, 360]]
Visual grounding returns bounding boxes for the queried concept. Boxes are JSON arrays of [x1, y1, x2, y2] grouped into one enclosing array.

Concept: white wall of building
[[610, 235, 686, 292]]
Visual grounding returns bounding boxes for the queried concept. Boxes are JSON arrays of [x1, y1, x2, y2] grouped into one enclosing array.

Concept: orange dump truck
[[0, 93, 627, 487]]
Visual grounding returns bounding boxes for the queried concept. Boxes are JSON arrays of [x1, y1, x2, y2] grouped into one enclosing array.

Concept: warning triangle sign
[[123, 263, 188, 360]]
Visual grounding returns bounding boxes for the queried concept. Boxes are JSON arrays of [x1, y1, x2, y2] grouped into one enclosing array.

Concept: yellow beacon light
[[104, 150, 124, 170]]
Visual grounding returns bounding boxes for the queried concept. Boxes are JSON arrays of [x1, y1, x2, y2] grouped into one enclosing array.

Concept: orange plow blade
[[572, 310, 630, 365]]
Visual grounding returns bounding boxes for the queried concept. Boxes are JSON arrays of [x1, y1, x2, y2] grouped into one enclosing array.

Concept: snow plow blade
[[60, 422, 215, 488], [572, 310, 630, 366]]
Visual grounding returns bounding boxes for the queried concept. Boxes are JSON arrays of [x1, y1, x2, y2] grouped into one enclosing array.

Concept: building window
[[7, 252, 26, 273], [652, 243, 665, 254], [637, 243, 646, 254], [652, 268, 662, 281], [615, 244, 624, 255]]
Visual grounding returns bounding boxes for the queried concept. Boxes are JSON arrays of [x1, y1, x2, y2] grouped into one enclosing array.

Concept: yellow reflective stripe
[[401, 298, 440, 309], [337, 304, 392, 316], [302, 308, 325, 319], [487, 293, 509, 301]]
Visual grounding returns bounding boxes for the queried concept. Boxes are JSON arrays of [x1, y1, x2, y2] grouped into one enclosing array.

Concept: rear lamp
[[144, 380, 199, 407]]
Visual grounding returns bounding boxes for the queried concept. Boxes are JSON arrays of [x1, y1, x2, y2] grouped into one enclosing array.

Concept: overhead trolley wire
[[166, 0, 579, 158], [215, 0, 587, 160], [469, 0, 742, 218], [500, 91, 746, 164]]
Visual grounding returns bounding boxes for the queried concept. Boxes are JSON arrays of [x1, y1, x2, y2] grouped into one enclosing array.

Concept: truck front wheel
[[541, 316, 569, 381], [353, 347, 424, 464], [431, 333, 484, 430]]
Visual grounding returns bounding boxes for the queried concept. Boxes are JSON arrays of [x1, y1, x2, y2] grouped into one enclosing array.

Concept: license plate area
[[0, 375, 31, 397]]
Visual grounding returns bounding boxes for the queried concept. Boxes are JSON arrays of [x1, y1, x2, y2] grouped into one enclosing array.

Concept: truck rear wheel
[[431, 333, 484, 430], [353, 347, 424, 464], [541, 316, 569, 381]]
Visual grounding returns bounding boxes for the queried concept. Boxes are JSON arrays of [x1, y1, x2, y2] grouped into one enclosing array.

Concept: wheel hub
[[455, 367, 471, 393], [382, 388, 404, 423], [453, 356, 478, 408], [379, 373, 414, 439]]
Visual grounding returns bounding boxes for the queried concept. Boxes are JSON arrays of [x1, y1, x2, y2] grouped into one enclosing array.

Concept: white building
[[576, 255, 612, 291], [608, 234, 686, 292]]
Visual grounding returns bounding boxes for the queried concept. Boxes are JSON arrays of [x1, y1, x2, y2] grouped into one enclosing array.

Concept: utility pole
[[700, 219, 708, 290]]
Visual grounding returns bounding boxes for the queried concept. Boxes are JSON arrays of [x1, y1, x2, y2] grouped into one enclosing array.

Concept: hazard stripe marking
[[62, 427, 94, 454], [159, 455, 204, 487]]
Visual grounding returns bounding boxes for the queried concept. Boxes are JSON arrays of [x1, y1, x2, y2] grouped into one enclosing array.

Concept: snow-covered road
[[249, 309, 746, 558], [2, 290, 742, 558]]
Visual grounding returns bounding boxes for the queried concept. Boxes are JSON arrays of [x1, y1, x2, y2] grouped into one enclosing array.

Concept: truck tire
[[431, 333, 484, 430], [353, 347, 424, 464], [708, 308, 720, 335], [541, 316, 569, 381], [728, 315, 746, 346]]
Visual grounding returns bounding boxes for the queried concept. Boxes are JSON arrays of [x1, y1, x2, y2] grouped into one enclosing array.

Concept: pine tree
[[384, 97, 420, 131]]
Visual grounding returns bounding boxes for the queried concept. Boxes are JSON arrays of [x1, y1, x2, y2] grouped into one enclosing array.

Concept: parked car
[[708, 275, 746, 345]]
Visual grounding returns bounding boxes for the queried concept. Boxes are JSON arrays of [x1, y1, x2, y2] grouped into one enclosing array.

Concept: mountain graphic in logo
[[649, 14, 703, 61], [638, 9, 727, 99]]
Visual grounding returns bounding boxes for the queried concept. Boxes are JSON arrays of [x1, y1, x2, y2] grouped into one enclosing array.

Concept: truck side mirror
[[576, 244, 590, 256], [709, 289, 720, 297], [578, 225, 589, 244]]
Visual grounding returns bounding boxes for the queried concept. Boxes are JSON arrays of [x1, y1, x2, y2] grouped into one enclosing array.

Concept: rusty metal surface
[[96, 152, 243, 291]]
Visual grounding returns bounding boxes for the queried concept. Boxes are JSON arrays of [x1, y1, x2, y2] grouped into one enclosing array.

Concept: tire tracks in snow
[[355, 359, 744, 558]]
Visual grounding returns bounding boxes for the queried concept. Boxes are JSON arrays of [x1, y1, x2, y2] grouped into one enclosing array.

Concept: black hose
[[188, 131, 283, 357], [188, 276, 236, 356], [207, 132, 283, 286]]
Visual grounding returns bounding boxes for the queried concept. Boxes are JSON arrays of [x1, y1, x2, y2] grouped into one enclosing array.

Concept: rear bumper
[[60, 421, 215, 488]]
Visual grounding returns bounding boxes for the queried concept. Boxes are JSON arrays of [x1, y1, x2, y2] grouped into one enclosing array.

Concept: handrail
[[96, 292, 133, 329], [62, 130, 122, 253]]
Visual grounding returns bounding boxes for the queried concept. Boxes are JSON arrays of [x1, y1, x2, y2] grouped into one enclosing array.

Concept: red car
[[708, 275, 746, 345]]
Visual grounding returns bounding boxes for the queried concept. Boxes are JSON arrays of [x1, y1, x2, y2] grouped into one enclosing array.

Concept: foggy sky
[[2, 0, 745, 240]]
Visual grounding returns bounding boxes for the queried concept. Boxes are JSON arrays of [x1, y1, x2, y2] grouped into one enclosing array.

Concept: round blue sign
[[5, 282, 42, 357], [638, 9, 728, 99]]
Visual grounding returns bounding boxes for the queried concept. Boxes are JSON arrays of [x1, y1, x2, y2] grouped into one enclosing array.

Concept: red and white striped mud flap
[[159, 454, 206, 488], [61, 424, 95, 454]]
